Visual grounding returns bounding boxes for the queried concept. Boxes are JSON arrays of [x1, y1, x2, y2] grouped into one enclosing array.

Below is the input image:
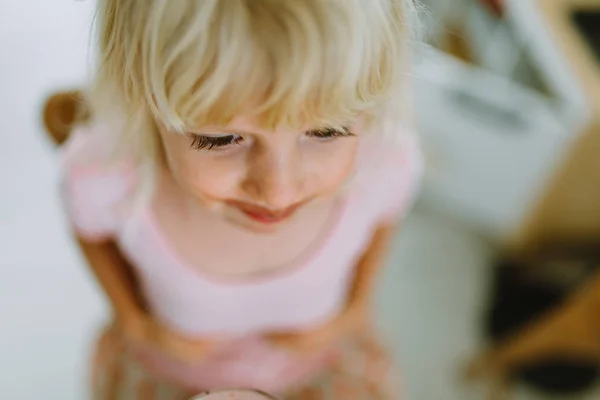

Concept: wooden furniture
[[466, 268, 600, 397], [512, 0, 600, 250], [468, 0, 600, 397]]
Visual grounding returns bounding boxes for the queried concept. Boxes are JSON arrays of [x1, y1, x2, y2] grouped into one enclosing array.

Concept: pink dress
[[60, 120, 421, 398]]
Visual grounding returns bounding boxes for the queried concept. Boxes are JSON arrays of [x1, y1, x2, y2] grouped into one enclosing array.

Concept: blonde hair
[[90, 0, 418, 182]]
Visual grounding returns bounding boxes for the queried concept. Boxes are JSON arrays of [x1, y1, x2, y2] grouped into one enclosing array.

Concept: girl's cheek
[[311, 142, 357, 182], [178, 156, 244, 200]]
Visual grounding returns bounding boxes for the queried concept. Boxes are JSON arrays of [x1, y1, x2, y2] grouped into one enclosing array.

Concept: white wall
[[0, 2, 107, 399]]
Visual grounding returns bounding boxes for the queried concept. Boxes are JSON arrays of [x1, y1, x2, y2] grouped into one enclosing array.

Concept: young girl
[[47, 0, 421, 398]]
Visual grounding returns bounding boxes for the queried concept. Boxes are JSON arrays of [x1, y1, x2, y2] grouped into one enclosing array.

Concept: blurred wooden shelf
[[514, 0, 600, 251]]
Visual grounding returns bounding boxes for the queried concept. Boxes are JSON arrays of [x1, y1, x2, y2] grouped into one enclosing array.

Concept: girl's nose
[[241, 146, 304, 210]]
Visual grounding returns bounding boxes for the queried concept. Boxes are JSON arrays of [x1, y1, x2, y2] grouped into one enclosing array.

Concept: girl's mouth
[[226, 200, 305, 225]]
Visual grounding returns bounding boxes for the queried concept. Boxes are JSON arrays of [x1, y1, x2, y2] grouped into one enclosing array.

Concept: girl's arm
[[348, 224, 397, 310], [47, 92, 211, 362], [77, 236, 212, 361], [76, 236, 146, 327], [268, 223, 397, 350]]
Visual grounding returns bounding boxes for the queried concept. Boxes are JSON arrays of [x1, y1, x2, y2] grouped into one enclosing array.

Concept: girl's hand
[[267, 303, 366, 352], [116, 312, 213, 364], [78, 237, 212, 364], [269, 225, 395, 353]]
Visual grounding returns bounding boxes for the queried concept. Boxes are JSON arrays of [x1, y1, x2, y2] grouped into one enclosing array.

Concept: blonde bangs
[[94, 0, 413, 135]]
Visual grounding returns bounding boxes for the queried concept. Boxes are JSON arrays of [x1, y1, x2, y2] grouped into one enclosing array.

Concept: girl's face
[[158, 117, 359, 232]]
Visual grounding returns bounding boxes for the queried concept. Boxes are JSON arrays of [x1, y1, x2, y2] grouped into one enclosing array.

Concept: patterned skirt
[[91, 327, 398, 400]]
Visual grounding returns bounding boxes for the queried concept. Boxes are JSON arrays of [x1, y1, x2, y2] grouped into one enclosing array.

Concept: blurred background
[[2, 0, 600, 399]]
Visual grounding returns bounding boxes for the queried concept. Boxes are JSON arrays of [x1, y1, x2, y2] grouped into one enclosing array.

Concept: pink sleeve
[[60, 125, 135, 241], [376, 134, 423, 224]]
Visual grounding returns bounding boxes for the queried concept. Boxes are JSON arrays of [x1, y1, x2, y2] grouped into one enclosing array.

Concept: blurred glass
[[190, 390, 278, 400]]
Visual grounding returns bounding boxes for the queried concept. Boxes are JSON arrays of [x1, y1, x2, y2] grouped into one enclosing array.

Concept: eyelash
[[190, 135, 243, 150], [189, 127, 353, 151], [308, 127, 354, 140]]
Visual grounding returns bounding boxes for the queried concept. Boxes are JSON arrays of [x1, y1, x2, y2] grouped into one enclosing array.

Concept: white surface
[[415, 49, 573, 237], [0, 1, 106, 399], [505, 0, 590, 130], [415, 0, 590, 239], [465, 0, 516, 75]]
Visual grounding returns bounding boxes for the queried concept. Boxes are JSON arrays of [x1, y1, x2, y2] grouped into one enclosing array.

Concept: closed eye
[[189, 134, 243, 150], [307, 126, 355, 141]]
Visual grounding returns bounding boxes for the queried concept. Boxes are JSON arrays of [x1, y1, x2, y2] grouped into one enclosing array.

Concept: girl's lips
[[226, 200, 305, 224], [241, 209, 292, 224]]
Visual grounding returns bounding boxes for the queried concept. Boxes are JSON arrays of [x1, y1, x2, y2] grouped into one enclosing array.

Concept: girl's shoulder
[[59, 120, 137, 240]]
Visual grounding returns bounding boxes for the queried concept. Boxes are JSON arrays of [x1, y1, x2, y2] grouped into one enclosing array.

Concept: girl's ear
[[42, 90, 91, 145]]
